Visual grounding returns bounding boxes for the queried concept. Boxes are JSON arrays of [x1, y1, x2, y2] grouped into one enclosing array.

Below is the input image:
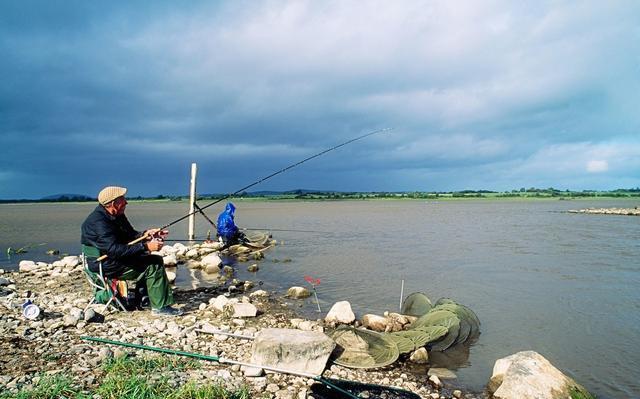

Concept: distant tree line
[[2, 187, 639, 204]]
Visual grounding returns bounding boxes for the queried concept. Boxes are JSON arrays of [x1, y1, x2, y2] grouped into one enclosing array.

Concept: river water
[[1, 199, 639, 398]]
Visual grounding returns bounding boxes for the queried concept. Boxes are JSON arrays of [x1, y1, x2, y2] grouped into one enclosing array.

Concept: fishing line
[[161, 127, 391, 230]]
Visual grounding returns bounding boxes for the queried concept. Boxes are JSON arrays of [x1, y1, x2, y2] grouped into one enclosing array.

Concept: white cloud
[[586, 160, 609, 173]]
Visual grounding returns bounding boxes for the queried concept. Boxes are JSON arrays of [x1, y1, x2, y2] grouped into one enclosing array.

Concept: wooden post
[[188, 163, 197, 240]]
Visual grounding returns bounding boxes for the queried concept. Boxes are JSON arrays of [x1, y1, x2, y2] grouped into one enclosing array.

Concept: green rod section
[[81, 336, 220, 362], [81, 336, 359, 399]]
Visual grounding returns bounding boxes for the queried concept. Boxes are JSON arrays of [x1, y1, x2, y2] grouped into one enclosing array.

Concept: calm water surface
[[1, 199, 639, 398]]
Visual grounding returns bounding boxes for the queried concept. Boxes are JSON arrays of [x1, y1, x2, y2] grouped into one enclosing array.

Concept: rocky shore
[[568, 207, 640, 216], [0, 254, 483, 399]]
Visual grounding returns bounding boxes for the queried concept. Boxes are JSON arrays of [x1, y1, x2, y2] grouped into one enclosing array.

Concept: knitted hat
[[98, 186, 127, 205]]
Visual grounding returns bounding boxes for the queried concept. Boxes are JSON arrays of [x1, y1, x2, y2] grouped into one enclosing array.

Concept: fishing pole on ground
[[96, 128, 392, 261], [81, 336, 360, 399]]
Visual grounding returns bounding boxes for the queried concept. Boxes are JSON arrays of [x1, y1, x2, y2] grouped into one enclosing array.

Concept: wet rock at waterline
[[286, 286, 310, 299], [489, 351, 594, 399]]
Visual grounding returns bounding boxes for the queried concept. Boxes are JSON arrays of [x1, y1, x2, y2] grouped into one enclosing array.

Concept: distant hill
[[40, 193, 94, 201]]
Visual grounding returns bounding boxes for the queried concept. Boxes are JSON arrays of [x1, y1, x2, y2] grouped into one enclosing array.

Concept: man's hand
[[145, 239, 164, 252], [144, 228, 161, 238]]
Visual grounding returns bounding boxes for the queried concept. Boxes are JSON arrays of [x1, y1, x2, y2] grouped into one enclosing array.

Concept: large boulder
[[488, 351, 594, 399], [325, 301, 355, 325], [250, 328, 335, 376]]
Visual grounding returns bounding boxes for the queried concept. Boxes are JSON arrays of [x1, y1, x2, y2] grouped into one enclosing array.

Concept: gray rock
[[250, 289, 269, 299], [62, 315, 79, 327], [0, 277, 10, 286], [287, 286, 310, 299], [250, 328, 335, 376], [489, 350, 593, 399], [69, 307, 83, 321], [428, 367, 457, 379]]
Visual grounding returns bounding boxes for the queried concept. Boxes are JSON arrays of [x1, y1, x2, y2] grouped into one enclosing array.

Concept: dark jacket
[[81, 205, 147, 277]]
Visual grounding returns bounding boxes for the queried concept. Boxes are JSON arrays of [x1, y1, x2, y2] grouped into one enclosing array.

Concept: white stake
[[399, 279, 405, 312], [188, 163, 197, 240]]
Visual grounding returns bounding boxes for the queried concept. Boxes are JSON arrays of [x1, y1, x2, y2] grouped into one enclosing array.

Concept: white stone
[[229, 303, 257, 318], [163, 254, 178, 267], [489, 350, 593, 399], [325, 301, 355, 325], [19, 260, 37, 273], [62, 256, 80, 268], [242, 365, 264, 377], [165, 270, 176, 284], [212, 295, 230, 312], [361, 314, 388, 332], [201, 253, 222, 268]]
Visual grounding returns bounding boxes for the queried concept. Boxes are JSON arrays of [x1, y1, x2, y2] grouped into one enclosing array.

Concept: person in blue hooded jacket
[[217, 202, 245, 245]]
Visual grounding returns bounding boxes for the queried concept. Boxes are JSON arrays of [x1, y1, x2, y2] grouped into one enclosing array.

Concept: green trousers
[[119, 255, 174, 310]]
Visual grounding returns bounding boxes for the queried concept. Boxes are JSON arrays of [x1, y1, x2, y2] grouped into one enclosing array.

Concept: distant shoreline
[[1, 189, 639, 204]]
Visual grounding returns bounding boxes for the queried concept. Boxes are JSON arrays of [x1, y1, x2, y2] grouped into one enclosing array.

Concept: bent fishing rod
[[96, 128, 391, 261]]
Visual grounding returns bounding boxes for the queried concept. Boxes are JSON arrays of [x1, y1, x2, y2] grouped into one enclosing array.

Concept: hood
[[225, 202, 236, 215]]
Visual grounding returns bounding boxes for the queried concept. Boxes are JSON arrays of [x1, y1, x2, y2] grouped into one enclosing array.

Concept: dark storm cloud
[[1, 1, 639, 198]]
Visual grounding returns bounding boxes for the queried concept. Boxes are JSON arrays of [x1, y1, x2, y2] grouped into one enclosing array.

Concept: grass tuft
[[0, 374, 87, 399], [3, 355, 250, 399]]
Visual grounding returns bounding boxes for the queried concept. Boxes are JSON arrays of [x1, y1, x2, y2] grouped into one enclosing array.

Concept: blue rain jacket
[[217, 202, 239, 239]]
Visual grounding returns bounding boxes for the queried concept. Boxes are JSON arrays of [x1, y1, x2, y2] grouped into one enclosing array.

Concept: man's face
[[111, 196, 128, 215]]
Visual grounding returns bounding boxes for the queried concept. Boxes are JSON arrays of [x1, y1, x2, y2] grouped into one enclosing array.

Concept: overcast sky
[[1, 1, 639, 199]]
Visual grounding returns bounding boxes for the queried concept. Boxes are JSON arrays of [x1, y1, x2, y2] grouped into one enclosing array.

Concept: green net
[[330, 326, 399, 369]]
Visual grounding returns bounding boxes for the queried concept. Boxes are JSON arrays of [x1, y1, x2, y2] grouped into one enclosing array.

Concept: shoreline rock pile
[[568, 207, 640, 216], [0, 251, 480, 399], [0, 240, 596, 399]]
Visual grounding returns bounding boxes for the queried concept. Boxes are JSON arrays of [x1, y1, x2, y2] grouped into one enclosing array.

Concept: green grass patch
[[0, 374, 87, 399], [2, 355, 251, 399]]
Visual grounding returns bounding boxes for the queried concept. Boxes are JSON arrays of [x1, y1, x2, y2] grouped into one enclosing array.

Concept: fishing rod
[[165, 127, 392, 229], [81, 336, 359, 399], [97, 128, 391, 261]]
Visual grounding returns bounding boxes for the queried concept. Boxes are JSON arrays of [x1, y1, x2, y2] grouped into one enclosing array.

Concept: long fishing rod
[[164, 127, 392, 229], [97, 128, 391, 260], [81, 336, 359, 399]]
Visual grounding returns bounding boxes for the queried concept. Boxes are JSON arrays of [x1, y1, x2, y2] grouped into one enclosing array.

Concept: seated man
[[216, 202, 245, 246], [81, 186, 182, 316]]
